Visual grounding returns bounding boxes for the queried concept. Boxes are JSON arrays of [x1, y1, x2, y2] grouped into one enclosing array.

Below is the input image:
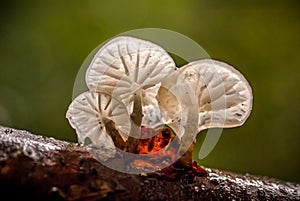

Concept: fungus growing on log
[[85, 36, 176, 153], [157, 59, 253, 165], [66, 36, 253, 173], [66, 91, 130, 159]]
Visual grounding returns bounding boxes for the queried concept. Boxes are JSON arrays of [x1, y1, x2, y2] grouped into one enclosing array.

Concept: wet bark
[[0, 125, 299, 201]]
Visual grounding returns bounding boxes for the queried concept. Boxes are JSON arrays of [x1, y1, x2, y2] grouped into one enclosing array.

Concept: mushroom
[[66, 91, 130, 159], [157, 59, 253, 165], [85, 36, 176, 152], [66, 36, 253, 170]]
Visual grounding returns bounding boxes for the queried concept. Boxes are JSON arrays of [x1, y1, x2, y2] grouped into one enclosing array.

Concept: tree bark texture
[[0, 125, 299, 201]]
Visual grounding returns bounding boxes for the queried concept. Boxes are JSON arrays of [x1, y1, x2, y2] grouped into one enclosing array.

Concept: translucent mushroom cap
[[66, 91, 130, 151], [86, 36, 176, 104], [157, 59, 253, 135], [85, 36, 177, 130]]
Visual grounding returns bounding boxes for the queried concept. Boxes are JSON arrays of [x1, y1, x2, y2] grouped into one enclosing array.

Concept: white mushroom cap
[[157, 59, 253, 135], [66, 91, 130, 149], [85, 36, 176, 106]]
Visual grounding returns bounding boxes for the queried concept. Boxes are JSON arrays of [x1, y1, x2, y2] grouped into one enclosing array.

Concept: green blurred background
[[0, 1, 299, 182]]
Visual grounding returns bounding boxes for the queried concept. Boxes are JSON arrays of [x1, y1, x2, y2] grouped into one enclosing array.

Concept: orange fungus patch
[[137, 126, 174, 154], [132, 126, 180, 170]]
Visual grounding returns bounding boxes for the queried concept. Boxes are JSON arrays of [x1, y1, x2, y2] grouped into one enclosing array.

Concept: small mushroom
[[157, 59, 253, 165], [85, 36, 176, 152], [66, 91, 130, 158]]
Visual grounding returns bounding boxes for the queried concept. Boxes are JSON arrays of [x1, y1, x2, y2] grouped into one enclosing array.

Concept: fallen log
[[0, 125, 299, 201]]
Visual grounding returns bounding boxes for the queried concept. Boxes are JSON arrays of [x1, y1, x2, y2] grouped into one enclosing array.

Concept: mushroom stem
[[177, 117, 198, 166], [175, 87, 199, 167], [102, 117, 127, 150], [178, 119, 198, 155], [127, 89, 143, 153], [177, 142, 195, 167]]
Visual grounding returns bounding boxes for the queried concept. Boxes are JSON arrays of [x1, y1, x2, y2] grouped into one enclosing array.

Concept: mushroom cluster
[[66, 36, 253, 167], [66, 36, 177, 156]]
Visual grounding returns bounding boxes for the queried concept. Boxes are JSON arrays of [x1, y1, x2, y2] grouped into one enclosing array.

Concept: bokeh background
[[0, 1, 299, 182]]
